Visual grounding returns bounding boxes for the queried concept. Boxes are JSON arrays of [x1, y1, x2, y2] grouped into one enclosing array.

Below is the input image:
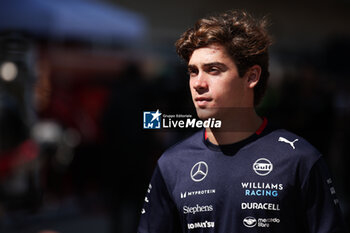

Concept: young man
[[138, 10, 346, 232]]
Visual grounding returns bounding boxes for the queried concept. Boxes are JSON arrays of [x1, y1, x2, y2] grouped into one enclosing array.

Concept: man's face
[[188, 43, 252, 120]]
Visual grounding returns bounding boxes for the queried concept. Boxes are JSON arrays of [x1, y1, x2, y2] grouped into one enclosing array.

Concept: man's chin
[[196, 108, 219, 120]]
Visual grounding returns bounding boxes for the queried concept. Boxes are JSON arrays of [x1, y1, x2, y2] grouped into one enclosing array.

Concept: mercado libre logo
[[143, 110, 221, 129]]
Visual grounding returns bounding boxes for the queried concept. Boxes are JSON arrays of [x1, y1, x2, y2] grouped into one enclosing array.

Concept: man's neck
[[206, 110, 263, 145]]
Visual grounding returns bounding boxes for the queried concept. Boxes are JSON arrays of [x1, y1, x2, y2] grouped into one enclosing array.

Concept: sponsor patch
[[253, 158, 273, 176]]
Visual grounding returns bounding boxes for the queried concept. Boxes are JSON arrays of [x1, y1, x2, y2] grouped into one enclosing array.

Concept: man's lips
[[195, 97, 212, 107]]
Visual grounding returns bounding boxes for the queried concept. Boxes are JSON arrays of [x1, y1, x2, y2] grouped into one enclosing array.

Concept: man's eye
[[208, 67, 220, 75], [188, 69, 198, 77]]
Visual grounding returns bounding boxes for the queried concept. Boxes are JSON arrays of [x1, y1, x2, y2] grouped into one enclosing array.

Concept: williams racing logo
[[143, 110, 221, 129]]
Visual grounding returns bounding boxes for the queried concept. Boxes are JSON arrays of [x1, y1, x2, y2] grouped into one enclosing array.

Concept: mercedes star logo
[[190, 161, 208, 182]]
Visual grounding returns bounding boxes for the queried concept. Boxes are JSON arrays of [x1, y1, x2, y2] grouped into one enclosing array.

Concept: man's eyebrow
[[202, 62, 228, 69], [187, 64, 197, 70], [188, 62, 227, 69]]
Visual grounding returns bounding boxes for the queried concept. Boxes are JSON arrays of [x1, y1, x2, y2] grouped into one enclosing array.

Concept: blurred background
[[0, 0, 349, 232]]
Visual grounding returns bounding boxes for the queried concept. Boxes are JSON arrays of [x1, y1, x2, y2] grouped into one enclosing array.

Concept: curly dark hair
[[175, 10, 272, 106]]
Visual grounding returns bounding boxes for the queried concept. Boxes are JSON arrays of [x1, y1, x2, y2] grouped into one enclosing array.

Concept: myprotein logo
[[183, 204, 213, 215], [253, 158, 273, 176], [180, 189, 216, 199]]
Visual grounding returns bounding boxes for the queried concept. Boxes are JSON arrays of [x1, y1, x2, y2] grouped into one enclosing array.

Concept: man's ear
[[245, 65, 261, 89]]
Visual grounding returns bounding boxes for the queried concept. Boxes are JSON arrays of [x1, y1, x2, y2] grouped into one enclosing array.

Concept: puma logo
[[278, 137, 299, 149]]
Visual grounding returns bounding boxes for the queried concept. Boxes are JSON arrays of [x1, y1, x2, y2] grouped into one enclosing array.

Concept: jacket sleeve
[[137, 164, 182, 233], [301, 157, 347, 233]]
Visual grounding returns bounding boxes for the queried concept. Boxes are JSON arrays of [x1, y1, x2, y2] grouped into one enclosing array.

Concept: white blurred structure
[[0, 0, 147, 44]]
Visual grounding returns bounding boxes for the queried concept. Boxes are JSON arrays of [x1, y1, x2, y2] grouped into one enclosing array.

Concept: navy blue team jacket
[[138, 120, 346, 232]]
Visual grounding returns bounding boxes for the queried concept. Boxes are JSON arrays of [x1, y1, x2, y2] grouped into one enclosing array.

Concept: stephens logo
[[253, 158, 273, 176], [243, 217, 257, 228], [183, 204, 213, 215]]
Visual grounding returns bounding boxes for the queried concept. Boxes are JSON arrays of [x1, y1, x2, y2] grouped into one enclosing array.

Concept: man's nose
[[192, 72, 208, 91]]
